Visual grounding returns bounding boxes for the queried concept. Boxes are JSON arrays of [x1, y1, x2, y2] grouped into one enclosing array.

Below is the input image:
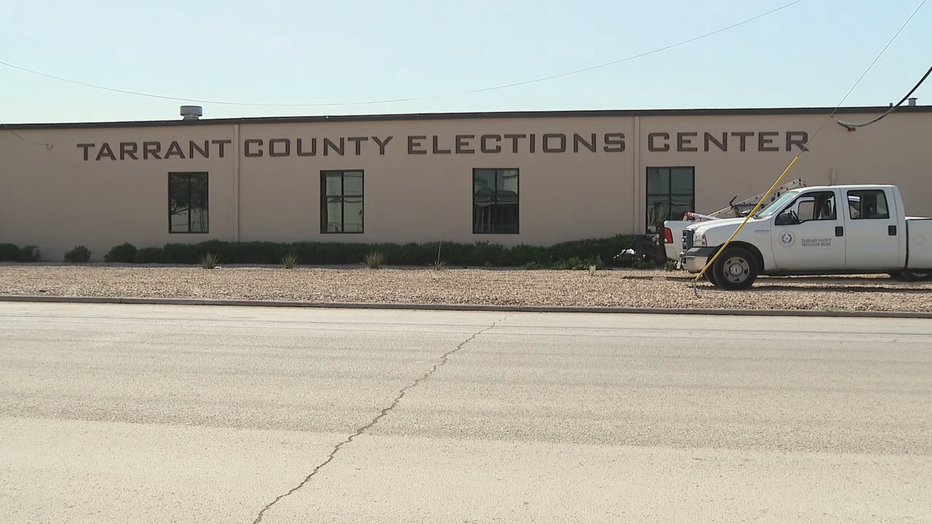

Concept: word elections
[[76, 131, 809, 161]]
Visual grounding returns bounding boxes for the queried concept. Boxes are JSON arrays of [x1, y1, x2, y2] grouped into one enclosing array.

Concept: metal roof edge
[[4, 105, 931, 130]]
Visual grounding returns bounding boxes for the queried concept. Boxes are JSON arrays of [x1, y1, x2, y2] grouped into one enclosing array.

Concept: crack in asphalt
[[250, 317, 506, 524]]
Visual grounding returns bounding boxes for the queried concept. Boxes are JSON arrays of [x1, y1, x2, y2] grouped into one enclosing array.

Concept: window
[[473, 168, 519, 234], [646, 167, 694, 233], [168, 172, 209, 233], [790, 191, 837, 222], [847, 190, 889, 220], [321, 170, 364, 233]]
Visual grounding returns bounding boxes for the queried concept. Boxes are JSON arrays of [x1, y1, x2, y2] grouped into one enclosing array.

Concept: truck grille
[[682, 230, 693, 251]]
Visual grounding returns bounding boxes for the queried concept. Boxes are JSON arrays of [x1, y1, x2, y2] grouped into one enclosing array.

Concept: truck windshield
[[754, 192, 798, 219]]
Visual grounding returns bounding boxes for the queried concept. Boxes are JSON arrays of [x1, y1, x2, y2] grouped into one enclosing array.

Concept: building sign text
[[76, 130, 810, 161]]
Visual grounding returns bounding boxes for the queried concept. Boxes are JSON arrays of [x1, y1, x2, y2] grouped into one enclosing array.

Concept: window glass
[[755, 192, 796, 219], [670, 168, 694, 194], [646, 168, 669, 194], [321, 170, 365, 233], [500, 169, 519, 193], [797, 199, 816, 222], [785, 191, 835, 223], [325, 202, 342, 232], [847, 190, 890, 220], [473, 169, 519, 234], [343, 172, 363, 197], [324, 174, 343, 196], [814, 192, 836, 221], [474, 170, 495, 195], [645, 167, 695, 233], [645, 196, 671, 231], [168, 172, 209, 233], [343, 199, 364, 233]]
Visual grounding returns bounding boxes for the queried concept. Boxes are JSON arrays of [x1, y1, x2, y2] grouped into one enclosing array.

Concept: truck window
[[782, 191, 836, 224], [755, 192, 797, 219], [847, 190, 889, 220], [797, 198, 816, 221]]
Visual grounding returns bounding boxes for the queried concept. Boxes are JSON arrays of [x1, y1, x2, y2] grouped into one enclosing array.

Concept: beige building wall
[[1, 108, 930, 261], [1, 125, 236, 261], [236, 116, 636, 247]]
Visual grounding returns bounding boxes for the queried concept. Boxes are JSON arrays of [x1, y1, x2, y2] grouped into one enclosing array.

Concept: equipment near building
[[612, 234, 667, 267]]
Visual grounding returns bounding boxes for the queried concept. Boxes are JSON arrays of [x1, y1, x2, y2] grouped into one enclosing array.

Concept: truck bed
[[906, 218, 932, 269]]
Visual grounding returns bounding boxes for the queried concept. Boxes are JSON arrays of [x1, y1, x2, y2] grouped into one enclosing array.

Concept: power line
[[0, 0, 805, 109], [804, 0, 927, 147], [0, 119, 54, 149], [834, 64, 931, 129]]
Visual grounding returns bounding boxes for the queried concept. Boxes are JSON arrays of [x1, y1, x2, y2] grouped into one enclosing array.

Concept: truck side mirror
[[775, 211, 795, 226]]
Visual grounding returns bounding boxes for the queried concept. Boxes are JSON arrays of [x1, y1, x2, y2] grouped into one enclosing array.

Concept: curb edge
[[1, 295, 930, 319]]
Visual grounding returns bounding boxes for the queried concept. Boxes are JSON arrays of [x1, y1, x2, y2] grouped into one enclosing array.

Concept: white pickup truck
[[682, 184, 932, 289]]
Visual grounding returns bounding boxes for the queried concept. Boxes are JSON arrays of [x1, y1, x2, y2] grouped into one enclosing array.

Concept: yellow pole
[[694, 155, 801, 282]]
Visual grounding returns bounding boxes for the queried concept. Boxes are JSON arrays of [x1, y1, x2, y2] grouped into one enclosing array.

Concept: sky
[[1, 0, 931, 123]]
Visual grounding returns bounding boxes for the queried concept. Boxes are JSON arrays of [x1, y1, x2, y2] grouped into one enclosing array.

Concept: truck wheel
[[901, 269, 931, 282], [704, 268, 720, 287], [712, 247, 759, 290]]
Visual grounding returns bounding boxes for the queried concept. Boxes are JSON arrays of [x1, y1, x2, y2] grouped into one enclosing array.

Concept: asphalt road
[[1, 303, 930, 524]]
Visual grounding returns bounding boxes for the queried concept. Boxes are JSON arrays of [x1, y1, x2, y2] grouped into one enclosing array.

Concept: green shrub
[[546, 256, 603, 270], [93, 234, 639, 268], [552, 257, 585, 270], [19, 245, 40, 262], [0, 243, 39, 262], [160, 243, 201, 264], [544, 235, 630, 266], [64, 245, 91, 263], [133, 247, 164, 264], [0, 243, 20, 262], [632, 259, 657, 270], [104, 242, 137, 263]]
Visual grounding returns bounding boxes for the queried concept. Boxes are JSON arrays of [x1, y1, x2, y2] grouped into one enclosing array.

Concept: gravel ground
[[1, 263, 930, 313]]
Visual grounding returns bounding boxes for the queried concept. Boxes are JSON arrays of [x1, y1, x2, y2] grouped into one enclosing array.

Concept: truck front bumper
[[682, 247, 717, 273]]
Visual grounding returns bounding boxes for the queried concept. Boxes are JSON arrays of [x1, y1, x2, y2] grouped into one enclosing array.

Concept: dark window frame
[[320, 170, 365, 234], [473, 168, 519, 235], [645, 166, 695, 233], [168, 172, 209, 234]]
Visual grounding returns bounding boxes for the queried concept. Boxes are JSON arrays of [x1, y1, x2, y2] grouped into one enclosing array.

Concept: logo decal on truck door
[[779, 231, 795, 247]]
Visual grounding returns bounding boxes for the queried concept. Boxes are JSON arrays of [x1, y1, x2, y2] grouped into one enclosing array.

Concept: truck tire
[[712, 247, 759, 290], [705, 269, 720, 287], [901, 269, 931, 282]]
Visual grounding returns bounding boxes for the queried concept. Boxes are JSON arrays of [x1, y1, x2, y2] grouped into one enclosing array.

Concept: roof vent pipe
[[180, 105, 203, 120], [907, 97, 917, 106]]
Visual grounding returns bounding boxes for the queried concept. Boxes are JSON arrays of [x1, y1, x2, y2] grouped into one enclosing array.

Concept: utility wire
[[0, 0, 805, 108], [817, 0, 929, 136], [0, 119, 54, 149], [834, 64, 931, 129]]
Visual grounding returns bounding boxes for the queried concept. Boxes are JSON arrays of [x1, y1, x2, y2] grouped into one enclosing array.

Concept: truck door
[[771, 189, 847, 270], [843, 188, 903, 269]]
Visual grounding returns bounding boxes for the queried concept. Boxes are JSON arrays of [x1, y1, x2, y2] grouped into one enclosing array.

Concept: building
[[2, 105, 931, 261]]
